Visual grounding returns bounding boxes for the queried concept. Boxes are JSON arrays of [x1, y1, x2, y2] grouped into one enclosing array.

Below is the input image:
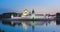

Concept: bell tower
[[31, 9, 35, 18]]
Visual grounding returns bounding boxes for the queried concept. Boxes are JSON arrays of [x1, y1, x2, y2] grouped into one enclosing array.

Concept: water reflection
[[1, 20, 51, 27], [1, 20, 48, 30], [0, 20, 60, 32]]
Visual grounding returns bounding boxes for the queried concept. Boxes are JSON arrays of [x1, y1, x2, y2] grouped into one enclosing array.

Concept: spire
[[31, 9, 35, 18], [32, 9, 35, 14]]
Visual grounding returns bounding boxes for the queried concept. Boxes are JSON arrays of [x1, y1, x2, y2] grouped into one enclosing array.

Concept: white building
[[11, 9, 45, 19]]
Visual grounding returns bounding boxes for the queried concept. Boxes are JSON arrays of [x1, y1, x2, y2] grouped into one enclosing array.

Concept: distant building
[[0, 15, 2, 19], [56, 13, 60, 24]]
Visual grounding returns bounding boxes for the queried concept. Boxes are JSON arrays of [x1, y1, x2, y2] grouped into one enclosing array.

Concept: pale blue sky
[[0, 0, 60, 14]]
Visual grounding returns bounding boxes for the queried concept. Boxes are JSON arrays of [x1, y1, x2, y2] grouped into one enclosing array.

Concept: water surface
[[0, 20, 60, 32]]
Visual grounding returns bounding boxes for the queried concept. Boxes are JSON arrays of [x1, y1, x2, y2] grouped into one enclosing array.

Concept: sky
[[0, 0, 60, 14]]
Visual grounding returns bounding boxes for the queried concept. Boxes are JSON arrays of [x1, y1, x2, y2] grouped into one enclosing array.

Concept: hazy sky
[[0, 0, 60, 14]]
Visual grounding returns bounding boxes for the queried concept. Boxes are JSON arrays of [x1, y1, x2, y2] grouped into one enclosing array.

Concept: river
[[0, 20, 60, 32]]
